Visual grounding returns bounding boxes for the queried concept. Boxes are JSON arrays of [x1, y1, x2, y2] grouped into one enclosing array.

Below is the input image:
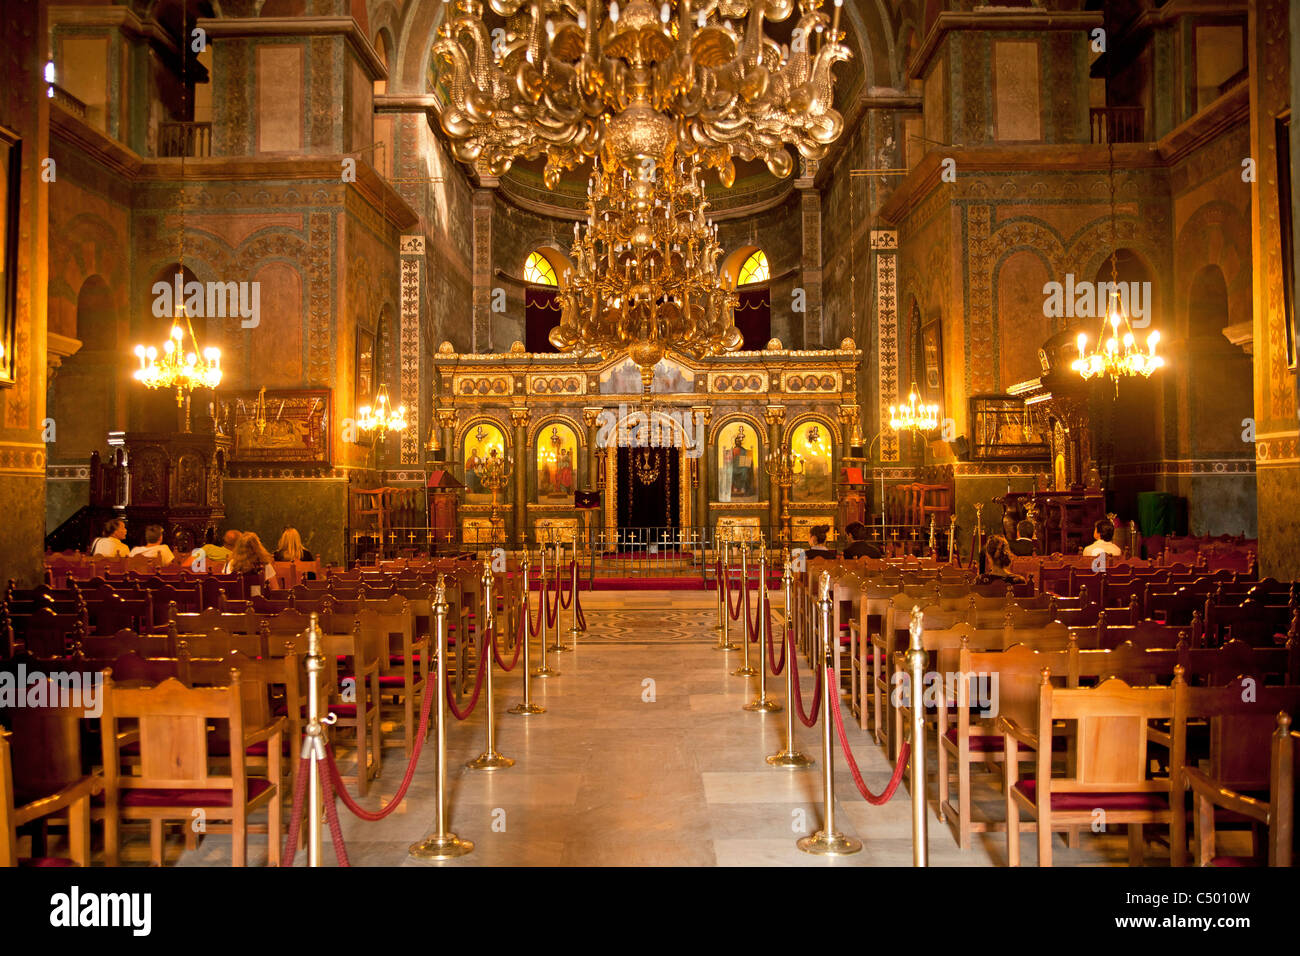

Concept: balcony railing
[[1090, 107, 1146, 144], [49, 84, 87, 119], [158, 121, 212, 158]]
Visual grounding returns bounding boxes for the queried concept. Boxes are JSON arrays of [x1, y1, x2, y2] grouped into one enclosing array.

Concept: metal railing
[[158, 121, 212, 157], [1089, 107, 1145, 144]]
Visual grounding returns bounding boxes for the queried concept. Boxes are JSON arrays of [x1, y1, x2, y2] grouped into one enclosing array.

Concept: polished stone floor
[[129, 596, 1162, 866]]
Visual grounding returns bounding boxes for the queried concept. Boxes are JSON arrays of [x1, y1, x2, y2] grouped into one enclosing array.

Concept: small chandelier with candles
[[889, 382, 940, 433], [358, 383, 409, 436]]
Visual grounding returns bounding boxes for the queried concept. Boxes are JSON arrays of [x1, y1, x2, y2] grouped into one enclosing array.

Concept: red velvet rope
[[492, 613, 524, 670], [559, 560, 574, 609], [727, 566, 746, 620], [828, 664, 910, 805], [545, 563, 560, 627], [570, 561, 586, 630], [788, 630, 821, 727], [746, 578, 759, 639], [527, 576, 545, 636], [280, 754, 312, 866], [766, 604, 786, 675], [323, 666, 436, 820], [317, 761, 351, 866], [445, 626, 490, 720]]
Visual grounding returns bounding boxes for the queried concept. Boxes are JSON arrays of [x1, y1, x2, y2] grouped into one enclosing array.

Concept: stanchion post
[[797, 571, 862, 855], [733, 541, 757, 676], [508, 553, 544, 715], [548, 535, 567, 653], [467, 558, 514, 770], [907, 605, 929, 867], [409, 576, 473, 859], [745, 539, 780, 712], [303, 611, 329, 866], [532, 541, 559, 678], [714, 533, 737, 651], [768, 560, 812, 767], [567, 544, 581, 644], [715, 533, 725, 633]]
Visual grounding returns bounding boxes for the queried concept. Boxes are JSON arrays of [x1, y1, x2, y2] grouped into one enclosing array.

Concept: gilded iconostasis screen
[[717, 421, 759, 503], [792, 424, 833, 501], [463, 422, 506, 502], [537, 423, 578, 501]]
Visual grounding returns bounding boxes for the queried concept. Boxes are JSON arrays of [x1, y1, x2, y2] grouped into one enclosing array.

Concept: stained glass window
[[737, 249, 769, 286], [524, 251, 558, 286]]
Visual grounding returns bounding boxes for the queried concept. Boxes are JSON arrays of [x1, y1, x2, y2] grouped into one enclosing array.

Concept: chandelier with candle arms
[[432, 0, 851, 188]]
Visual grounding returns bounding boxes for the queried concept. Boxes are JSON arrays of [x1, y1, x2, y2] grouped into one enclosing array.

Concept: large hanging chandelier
[[889, 381, 939, 432], [432, 0, 851, 188], [549, 154, 742, 395], [1072, 139, 1164, 384], [358, 383, 409, 436], [131, 18, 221, 427]]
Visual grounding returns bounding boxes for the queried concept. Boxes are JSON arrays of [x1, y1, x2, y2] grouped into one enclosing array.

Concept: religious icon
[[792, 424, 833, 501], [538, 423, 577, 499], [463, 422, 505, 499], [717, 422, 758, 503]]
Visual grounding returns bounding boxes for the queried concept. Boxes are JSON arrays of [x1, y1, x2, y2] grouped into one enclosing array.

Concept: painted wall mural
[[792, 423, 833, 501], [717, 421, 759, 503], [463, 422, 506, 500], [537, 422, 578, 501]]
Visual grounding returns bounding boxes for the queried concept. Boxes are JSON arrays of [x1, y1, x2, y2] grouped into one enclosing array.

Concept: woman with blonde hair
[[274, 527, 314, 563], [224, 531, 277, 589]]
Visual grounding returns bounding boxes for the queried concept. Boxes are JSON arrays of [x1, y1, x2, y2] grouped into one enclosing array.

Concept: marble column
[[510, 407, 530, 548], [471, 185, 496, 353], [583, 406, 604, 542], [693, 405, 711, 537], [436, 408, 457, 469], [765, 405, 786, 539], [796, 160, 823, 349]]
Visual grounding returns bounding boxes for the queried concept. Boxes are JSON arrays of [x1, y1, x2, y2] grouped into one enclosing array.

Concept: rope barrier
[[545, 562, 560, 628], [528, 572, 545, 636], [787, 628, 821, 727], [569, 561, 586, 630], [445, 626, 490, 720], [317, 762, 351, 866], [492, 612, 524, 670], [827, 664, 910, 805], [766, 604, 786, 675], [727, 565, 745, 621], [745, 575, 758, 639], [280, 755, 312, 866]]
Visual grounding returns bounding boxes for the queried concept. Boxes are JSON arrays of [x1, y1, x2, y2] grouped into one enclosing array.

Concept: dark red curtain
[[735, 287, 771, 350], [525, 287, 561, 353]]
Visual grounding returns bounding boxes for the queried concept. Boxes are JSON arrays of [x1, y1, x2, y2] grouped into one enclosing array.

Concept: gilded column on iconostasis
[[510, 407, 530, 547], [765, 405, 786, 536], [583, 406, 604, 534], [693, 405, 711, 536], [436, 408, 458, 469]]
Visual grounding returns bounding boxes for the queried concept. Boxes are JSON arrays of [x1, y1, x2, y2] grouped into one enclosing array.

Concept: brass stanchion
[[508, 553, 544, 716], [907, 605, 929, 866], [797, 571, 862, 855], [715, 537, 738, 651], [732, 541, 757, 676], [548, 537, 567, 653], [466, 558, 514, 770], [567, 546, 581, 645], [767, 561, 812, 767], [410, 576, 474, 858], [715, 536, 725, 634], [302, 611, 332, 866], [532, 541, 559, 678], [744, 541, 780, 712]]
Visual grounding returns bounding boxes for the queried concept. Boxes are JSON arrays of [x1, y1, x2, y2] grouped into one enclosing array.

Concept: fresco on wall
[[599, 357, 694, 394], [792, 423, 833, 501], [717, 422, 759, 503], [463, 422, 506, 501], [537, 423, 578, 501]]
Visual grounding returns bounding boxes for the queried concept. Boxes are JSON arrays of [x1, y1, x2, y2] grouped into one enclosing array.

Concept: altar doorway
[[603, 411, 692, 549], [616, 445, 680, 538]]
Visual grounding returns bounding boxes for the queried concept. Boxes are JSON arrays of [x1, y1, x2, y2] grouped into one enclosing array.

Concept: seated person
[[1009, 519, 1037, 556], [1082, 517, 1122, 557], [804, 524, 838, 561], [975, 535, 1028, 586], [223, 531, 278, 591], [274, 526, 315, 563], [89, 518, 129, 558], [128, 523, 176, 566], [842, 520, 883, 559]]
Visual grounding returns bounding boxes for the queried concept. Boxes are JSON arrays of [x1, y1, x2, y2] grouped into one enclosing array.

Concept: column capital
[[764, 405, 786, 426], [435, 408, 458, 429], [837, 404, 860, 425], [691, 404, 713, 425], [581, 406, 604, 428], [509, 407, 531, 429]]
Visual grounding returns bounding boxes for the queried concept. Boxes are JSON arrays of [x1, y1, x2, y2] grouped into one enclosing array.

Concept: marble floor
[[141, 600, 1164, 866]]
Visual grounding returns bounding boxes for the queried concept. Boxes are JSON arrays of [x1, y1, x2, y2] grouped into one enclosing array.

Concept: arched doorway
[[604, 410, 691, 549]]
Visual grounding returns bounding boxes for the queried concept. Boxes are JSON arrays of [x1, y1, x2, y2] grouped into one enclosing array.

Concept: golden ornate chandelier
[[549, 155, 742, 393], [1072, 139, 1164, 384], [432, 0, 851, 187], [358, 383, 409, 435], [889, 381, 939, 432]]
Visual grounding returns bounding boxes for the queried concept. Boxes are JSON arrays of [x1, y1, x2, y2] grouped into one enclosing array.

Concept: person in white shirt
[[1082, 517, 1123, 557], [89, 518, 129, 558], [223, 531, 279, 593], [129, 523, 176, 566]]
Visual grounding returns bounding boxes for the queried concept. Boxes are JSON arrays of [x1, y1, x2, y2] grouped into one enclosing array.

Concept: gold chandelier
[[358, 383, 409, 435], [1072, 138, 1164, 384], [889, 381, 939, 432], [432, 0, 851, 187], [549, 154, 742, 394]]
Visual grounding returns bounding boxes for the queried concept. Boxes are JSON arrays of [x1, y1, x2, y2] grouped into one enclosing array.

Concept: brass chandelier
[[548, 154, 742, 394], [432, 0, 851, 187]]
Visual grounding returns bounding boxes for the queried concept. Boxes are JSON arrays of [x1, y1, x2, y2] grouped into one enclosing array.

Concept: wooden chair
[[175, 628, 267, 659], [171, 608, 263, 635], [99, 670, 283, 866], [1003, 672, 1177, 866], [0, 687, 101, 867], [78, 629, 176, 659]]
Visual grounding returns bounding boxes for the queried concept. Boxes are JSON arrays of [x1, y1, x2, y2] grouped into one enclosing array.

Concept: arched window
[[737, 250, 769, 286], [524, 251, 558, 286]]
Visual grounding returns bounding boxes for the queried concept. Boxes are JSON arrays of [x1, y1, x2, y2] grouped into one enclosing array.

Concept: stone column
[[436, 408, 458, 468], [765, 405, 786, 539], [399, 235, 424, 465], [583, 406, 604, 542], [693, 405, 712, 538], [509, 407, 530, 548], [796, 160, 823, 349], [471, 185, 496, 353]]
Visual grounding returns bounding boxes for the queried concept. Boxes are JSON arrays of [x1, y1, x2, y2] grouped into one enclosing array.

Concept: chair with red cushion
[[99, 670, 282, 866]]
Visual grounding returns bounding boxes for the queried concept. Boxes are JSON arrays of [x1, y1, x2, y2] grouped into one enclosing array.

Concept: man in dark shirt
[[842, 520, 883, 559], [1009, 519, 1037, 556]]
